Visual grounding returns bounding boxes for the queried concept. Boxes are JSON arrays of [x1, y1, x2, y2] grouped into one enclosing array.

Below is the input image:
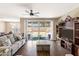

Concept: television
[[61, 29, 73, 42]]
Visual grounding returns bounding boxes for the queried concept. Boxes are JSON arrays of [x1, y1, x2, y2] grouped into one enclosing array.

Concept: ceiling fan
[[24, 9, 39, 16]]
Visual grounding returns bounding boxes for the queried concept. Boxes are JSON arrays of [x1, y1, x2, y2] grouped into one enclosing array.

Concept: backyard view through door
[[25, 19, 53, 40]]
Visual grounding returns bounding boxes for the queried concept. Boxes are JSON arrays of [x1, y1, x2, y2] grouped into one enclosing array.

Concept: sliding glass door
[[25, 19, 52, 40]]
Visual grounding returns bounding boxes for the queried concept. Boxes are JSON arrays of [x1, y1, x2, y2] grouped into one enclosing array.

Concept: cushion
[[7, 34, 15, 44], [17, 35, 22, 40], [0, 36, 7, 46], [11, 43, 19, 54], [0, 41, 4, 46], [0, 36, 12, 46], [13, 34, 19, 41], [13, 34, 22, 41], [0, 48, 6, 52], [3, 38, 12, 46]]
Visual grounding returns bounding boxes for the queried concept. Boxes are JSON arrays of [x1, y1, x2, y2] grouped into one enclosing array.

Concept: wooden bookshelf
[[75, 37, 79, 39], [72, 21, 79, 56], [74, 22, 79, 45], [75, 29, 79, 31], [57, 16, 79, 56], [57, 16, 74, 53]]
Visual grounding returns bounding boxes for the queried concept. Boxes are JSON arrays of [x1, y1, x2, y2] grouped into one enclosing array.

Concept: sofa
[[0, 33, 25, 56]]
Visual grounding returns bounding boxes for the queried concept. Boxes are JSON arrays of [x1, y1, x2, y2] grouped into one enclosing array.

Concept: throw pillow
[[13, 34, 18, 41], [3, 38, 12, 46], [17, 35, 22, 40], [14, 34, 22, 41], [7, 34, 15, 44], [0, 36, 8, 46]]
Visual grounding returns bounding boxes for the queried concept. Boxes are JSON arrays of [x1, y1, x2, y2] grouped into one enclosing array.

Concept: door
[[25, 19, 52, 40]]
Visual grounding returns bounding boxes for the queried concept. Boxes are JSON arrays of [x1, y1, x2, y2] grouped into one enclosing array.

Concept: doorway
[[24, 18, 53, 40]]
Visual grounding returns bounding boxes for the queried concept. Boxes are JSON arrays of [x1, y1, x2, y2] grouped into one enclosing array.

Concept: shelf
[[59, 27, 63, 28], [75, 44, 79, 48], [56, 36, 61, 40], [61, 39, 72, 44], [63, 28, 73, 30], [75, 37, 79, 39], [75, 29, 79, 31]]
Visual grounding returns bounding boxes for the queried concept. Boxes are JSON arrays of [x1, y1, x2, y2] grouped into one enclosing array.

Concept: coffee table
[[36, 40, 50, 56]]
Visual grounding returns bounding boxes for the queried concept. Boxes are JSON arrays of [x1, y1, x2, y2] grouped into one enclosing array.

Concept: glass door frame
[[24, 18, 53, 41]]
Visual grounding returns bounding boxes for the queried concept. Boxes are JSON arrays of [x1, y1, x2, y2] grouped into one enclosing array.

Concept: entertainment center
[[57, 16, 79, 56]]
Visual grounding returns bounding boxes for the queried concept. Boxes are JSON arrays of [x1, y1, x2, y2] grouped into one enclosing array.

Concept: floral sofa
[[0, 33, 25, 56]]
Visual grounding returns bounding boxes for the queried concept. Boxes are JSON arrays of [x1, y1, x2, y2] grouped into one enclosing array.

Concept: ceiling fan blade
[[34, 14, 39, 16], [22, 13, 29, 15], [34, 12, 39, 14], [25, 10, 30, 13]]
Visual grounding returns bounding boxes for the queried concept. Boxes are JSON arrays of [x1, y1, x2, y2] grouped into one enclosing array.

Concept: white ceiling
[[0, 3, 79, 22], [32, 3, 79, 17]]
